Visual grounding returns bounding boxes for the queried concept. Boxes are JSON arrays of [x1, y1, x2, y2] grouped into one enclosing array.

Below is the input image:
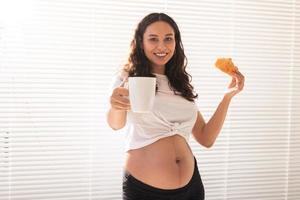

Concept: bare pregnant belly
[[124, 134, 195, 189]]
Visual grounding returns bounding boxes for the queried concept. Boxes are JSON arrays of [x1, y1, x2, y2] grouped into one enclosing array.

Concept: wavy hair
[[121, 12, 198, 102]]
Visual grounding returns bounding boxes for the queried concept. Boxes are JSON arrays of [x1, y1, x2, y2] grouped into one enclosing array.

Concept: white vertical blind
[[0, 0, 299, 199]]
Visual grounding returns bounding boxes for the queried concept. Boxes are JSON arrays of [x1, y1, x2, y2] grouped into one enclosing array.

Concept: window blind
[[0, 0, 299, 199]]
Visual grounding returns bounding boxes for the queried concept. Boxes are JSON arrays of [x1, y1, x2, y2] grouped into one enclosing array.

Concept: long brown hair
[[121, 12, 198, 102]]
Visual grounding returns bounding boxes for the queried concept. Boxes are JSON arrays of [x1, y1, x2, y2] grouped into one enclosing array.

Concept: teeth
[[155, 53, 167, 57]]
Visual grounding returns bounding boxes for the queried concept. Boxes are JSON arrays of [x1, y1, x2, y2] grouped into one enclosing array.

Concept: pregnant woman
[[107, 12, 245, 200]]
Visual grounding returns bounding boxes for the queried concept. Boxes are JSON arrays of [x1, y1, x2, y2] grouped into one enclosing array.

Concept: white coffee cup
[[128, 77, 156, 113]]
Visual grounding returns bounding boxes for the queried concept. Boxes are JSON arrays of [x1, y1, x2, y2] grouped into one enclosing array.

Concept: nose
[[156, 41, 167, 51]]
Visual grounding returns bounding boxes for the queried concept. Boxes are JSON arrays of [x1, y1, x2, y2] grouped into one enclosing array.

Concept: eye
[[149, 38, 158, 42], [165, 37, 174, 41]]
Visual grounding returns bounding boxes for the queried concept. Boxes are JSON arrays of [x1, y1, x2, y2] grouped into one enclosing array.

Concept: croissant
[[215, 58, 238, 75]]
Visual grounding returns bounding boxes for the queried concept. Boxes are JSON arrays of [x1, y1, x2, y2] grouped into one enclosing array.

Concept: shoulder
[[120, 69, 129, 80]]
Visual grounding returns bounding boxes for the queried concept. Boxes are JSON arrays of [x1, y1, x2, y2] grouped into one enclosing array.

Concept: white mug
[[128, 77, 156, 113]]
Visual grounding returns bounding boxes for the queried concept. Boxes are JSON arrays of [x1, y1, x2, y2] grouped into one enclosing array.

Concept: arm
[[194, 96, 231, 148], [192, 70, 245, 148], [106, 71, 130, 131], [106, 108, 127, 131]]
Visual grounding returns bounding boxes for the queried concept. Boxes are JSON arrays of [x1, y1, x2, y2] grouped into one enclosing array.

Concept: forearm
[[202, 95, 232, 147], [106, 108, 127, 130]]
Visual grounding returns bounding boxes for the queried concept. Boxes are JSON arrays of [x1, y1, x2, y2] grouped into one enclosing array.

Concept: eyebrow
[[148, 33, 174, 37]]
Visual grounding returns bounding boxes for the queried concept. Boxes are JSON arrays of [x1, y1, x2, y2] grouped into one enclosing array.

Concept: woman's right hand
[[110, 79, 131, 111]]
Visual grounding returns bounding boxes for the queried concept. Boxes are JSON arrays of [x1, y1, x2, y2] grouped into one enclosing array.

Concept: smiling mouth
[[154, 53, 168, 58]]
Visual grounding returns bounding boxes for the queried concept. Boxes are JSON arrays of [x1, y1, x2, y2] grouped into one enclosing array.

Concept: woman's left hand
[[224, 68, 245, 100]]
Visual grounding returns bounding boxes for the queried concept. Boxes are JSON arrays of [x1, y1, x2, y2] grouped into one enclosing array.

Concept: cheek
[[143, 44, 154, 58], [168, 44, 176, 59], [168, 43, 176, 54], [167, 41, 176, 49], [143, 42, 155, 52]]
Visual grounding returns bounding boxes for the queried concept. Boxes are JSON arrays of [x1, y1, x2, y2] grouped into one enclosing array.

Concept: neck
[[152, 65, 165, 75]]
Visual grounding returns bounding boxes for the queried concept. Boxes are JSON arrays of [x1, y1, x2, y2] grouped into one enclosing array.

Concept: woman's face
[[142, 21, 176, 71]]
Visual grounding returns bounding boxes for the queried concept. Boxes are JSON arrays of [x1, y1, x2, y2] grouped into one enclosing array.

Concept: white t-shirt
[[109, 70, 199, 152]]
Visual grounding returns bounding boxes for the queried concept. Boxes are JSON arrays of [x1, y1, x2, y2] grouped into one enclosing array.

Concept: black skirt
[[122, 156, 205, 200]]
